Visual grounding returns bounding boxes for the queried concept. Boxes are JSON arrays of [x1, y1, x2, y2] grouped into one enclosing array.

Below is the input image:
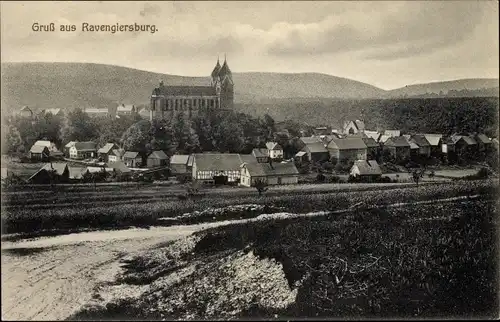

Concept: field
[[67, 182, 499, 320], [1, 180, 495, 239]]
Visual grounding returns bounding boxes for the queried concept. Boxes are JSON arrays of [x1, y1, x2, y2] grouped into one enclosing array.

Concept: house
[[29, 145, 50, 161], [266, 142, 284, 159], [108, 149, 125, 162], [68, 167, 87, 181], [452, 135, 478, 163], [384, 130, 401, 138], [147, 150, 169, 168], [378, 135, 391, 144], [170, 154, 191, 175], [475, 133, 492, 154], [107, 161, 131, 174], [138, 107, 151, 119], [408, 135, 431, 157], [64, 141, 77, 157], [361, 137, 379, 160], [343, 120, 365, 135], [97, 143, 119, 162], [383, 136, 411, 163], [423, 134, 443, 156], [19, 106, 33, 118], [251, 148, 269, 163], [116, 104, 137, 116], [84, 106, 117, 118], [298, 137, 323, 150], [123, 151, 142, 168], [33, 140, 63, 157], [364, 131, 382, 142], [313, 127, 330, 136], [405, 137, 420, 159], [240, 161, 299, 187], [302, 141, 329, 163], [350, 160, 382, 179], [27, 163, 70, 184], [294, 151, 307, 163], [327, 137, 368, 164], [43, 108, 63, 117], [69, 142, 97, 160], [192, 153, 244, 184]]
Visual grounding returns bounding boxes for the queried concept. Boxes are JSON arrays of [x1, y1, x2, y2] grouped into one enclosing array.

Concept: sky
[[1, 1, 498, 90]]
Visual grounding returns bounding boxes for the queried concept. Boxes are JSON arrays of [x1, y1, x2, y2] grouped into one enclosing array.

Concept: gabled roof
[[378, 135, 391, 143], [300, 137, 323, 145], [461, 136, 477, 145], [240, 154, 258, 164], [423, 134, 443, 146], [117, 104, 135, 112], [148, 150, 168, 160], [30, 145, 49, 154], [107, 161, 131, 173], [491, 138, 499, 146], [34, 140, 53, 148], [44, 108, 61, 115], [111, 149, 125, 157], [74, 142, 97, 151], [303, 142, 328, 153], [354, 120, 365, 131], [170, 154, 190, 165], [364, 131, 381, 141], [327, 137, 367, 150], [384, 130, 401, 137], [65, 141, 77, 148], [266, 142, 282, 151], [98, 143, 118, 154], [384, 136, 410, 147], [123, 151, 140, 159], [28, 163, 68, 181], [352, 160, 382, 176], [252, 148, 269, 158], [295, 151, 307, 157], [85, 108, 108, 114], [410, 135, 431, 147], [193, 153, 243, 171], [69, 167, 86, 179], [20, 106, 32, 112], [361, 137, 379, 148], [243, 161, 299, 177], [476, 134, 491, 144]]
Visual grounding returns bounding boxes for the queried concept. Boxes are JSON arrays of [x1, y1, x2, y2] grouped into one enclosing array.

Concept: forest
[[236, 97, 499, 137]]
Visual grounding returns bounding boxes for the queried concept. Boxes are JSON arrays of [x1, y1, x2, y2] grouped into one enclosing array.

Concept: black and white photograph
[[1, 0, 499, 320]]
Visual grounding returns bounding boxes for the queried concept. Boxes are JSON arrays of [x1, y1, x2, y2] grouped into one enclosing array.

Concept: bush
[[330, 175, 341, 183], [315, 173, 326, 183]]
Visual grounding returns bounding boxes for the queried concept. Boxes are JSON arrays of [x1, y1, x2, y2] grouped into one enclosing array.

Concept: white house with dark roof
[[350, 160, 382, 179], [192, 153, 243, 184], [265, 142, 284, 159], [108, 149, 125, 162], [69, 142, 97, 160], [97, 143, 119, 162], [116, 104, 137, 116], [240, 161, 299, 187]]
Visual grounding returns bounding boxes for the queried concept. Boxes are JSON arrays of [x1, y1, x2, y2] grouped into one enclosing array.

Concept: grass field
[[68, 186, 499, 320]]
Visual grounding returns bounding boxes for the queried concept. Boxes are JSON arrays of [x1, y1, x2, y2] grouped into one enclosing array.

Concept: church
[[149, 56, 234, 121]]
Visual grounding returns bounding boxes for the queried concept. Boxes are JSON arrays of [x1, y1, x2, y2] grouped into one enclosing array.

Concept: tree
[[411, 169, 425, 186], [150, 119, 176, 155], [173, 112, 200, 154], [60, 108, 99, 143], [212, 114, 245, 153], [120, 120, 152, 158], [2, 125, 24, 154], [254, 178, 268, 196]]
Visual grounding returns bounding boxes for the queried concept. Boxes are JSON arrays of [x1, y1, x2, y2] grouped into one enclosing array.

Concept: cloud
[[266, 1, 486, 59]]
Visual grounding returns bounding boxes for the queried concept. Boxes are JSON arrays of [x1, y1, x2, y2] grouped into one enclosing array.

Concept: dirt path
[[0, 194, 483, 321], [1, 227, 199, 321]]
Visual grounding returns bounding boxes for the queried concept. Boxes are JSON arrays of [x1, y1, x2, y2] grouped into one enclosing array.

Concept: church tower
[[216, 55, 234, 110]]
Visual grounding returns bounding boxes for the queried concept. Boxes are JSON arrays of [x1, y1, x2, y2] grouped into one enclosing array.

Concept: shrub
[[316, 173, 326, 183], [330, 175, 341, 183]]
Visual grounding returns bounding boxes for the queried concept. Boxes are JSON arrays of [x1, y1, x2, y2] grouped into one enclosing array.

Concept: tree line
[[2, 108, 299, 159]]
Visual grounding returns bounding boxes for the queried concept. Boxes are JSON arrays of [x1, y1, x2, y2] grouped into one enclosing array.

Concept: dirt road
[[0, 194, 483, 321], [1, 226, 199, 321]]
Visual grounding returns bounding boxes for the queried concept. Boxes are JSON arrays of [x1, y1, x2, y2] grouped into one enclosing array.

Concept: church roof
[[211, 59, 221, 78], [154, 85, 217, 97], [218, 58, 232, 79]]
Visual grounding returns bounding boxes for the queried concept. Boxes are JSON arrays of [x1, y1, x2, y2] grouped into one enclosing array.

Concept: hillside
[[1, 62, 385, 112], [1, 62, 498, 113], [387, 78, 499, 98]]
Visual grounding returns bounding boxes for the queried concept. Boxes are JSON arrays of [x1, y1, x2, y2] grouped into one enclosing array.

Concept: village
[[2, 104, 497, 188]]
